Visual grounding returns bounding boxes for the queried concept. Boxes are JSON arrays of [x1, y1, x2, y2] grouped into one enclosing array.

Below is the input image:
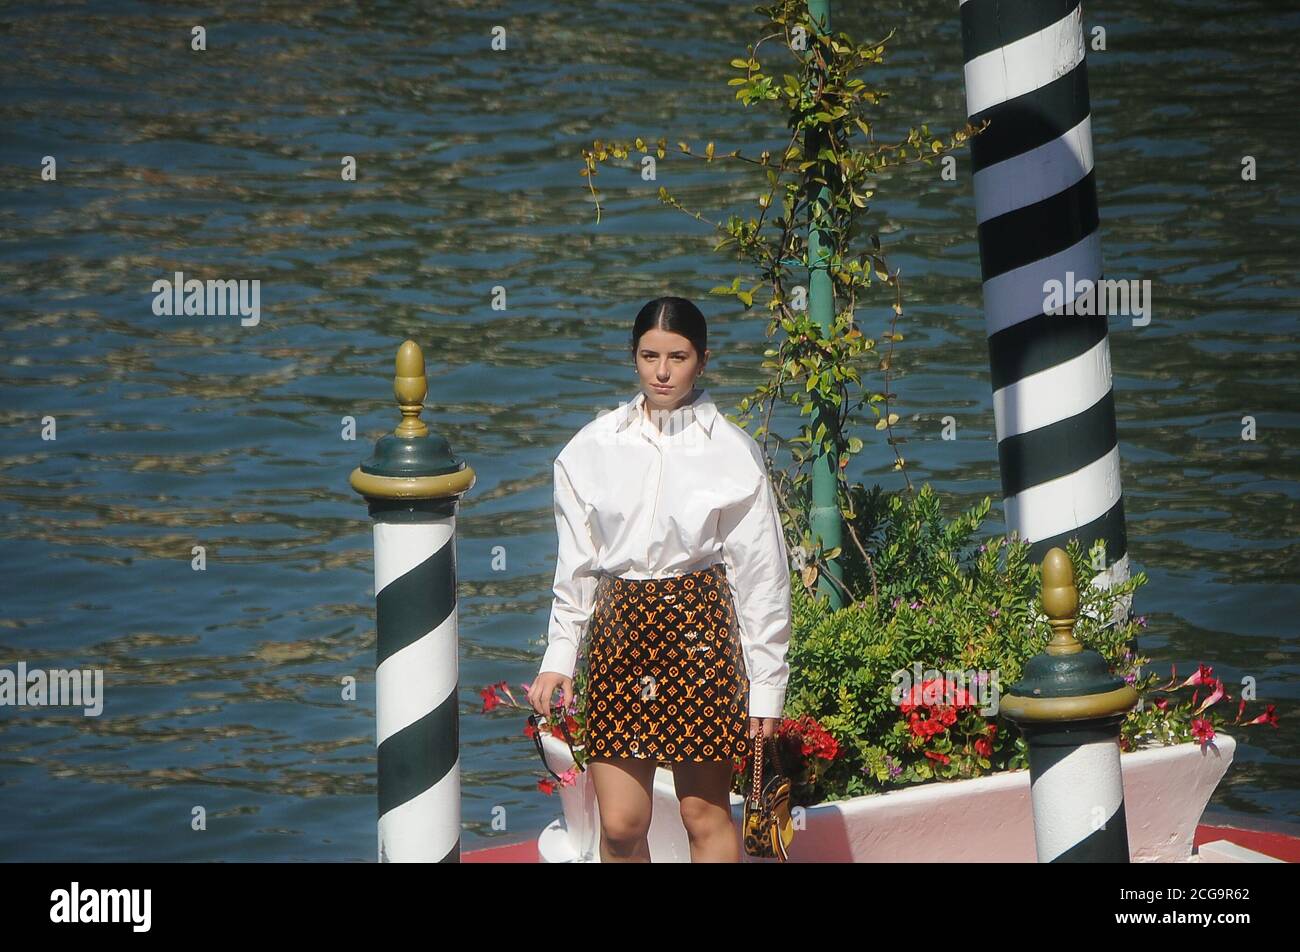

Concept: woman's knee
[[600, 807, 651, 849], [677, 793, 730, 835]]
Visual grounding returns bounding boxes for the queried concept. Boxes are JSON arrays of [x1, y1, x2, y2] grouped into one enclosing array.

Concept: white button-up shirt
[[538, 387, 792, 718]]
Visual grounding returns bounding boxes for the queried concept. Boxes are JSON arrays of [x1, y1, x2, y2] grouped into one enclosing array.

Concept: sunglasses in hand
[[528, 710, 584, 783]]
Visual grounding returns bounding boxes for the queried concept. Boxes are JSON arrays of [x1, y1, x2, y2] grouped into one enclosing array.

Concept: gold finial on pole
[[1041, 546, 1082, 656], [393, 340, 429, 439]]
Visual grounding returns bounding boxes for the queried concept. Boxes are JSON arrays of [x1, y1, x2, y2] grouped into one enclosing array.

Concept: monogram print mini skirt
[[581, 562, 750, 764]]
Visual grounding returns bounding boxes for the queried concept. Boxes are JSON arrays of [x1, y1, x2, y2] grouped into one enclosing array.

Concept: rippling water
[[0, 0, 1296, 861]]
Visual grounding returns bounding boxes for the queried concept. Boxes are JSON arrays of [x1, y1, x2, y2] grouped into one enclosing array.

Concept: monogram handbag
[[742, 721, 795, 861]]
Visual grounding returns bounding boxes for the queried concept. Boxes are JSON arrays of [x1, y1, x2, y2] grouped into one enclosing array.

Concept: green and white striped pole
[[350, 340, 476, 863]]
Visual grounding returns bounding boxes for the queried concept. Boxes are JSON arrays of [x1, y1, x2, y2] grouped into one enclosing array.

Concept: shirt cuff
[[747, 683, 786, 720], [538, 640, 579, 680]]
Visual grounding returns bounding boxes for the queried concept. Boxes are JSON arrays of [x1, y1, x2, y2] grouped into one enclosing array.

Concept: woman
[[527, 296, 792, 863]]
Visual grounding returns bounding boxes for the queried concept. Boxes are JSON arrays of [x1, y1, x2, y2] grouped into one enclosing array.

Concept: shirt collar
[[615, 387, 718, 437]]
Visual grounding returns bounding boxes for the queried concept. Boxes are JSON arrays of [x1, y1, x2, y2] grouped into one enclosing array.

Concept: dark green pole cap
[[349, 340, 476, 502], [1001, 548, 1137, 724]]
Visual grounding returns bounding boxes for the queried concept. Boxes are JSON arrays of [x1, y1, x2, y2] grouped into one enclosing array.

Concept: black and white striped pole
[[958, 0, 1130, 616], [350, 340, 475, 862], [1001, 548, 1138, 862]]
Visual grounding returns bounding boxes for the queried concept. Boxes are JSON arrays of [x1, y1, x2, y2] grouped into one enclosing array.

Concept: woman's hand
[[528, 672, 573, 720], [748, 716, 778, 739]]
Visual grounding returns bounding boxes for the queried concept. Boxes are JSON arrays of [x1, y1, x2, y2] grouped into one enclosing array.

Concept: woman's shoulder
[[554, 397, 630, 466], [708, 411, 768, 473]]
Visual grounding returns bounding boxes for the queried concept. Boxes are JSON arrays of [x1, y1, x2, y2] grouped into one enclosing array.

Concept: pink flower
[[495, 680, 519, 707], [1177, 664, 1214, 690], [1193, 679, 1226, 715], [1191, 718, 1215, 750]]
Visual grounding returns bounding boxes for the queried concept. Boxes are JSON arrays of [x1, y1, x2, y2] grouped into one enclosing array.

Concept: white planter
[[536, 731, 1236, 863]]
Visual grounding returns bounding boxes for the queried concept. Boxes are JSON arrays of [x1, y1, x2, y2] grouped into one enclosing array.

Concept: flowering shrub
[[774, 484, 1281, 806]]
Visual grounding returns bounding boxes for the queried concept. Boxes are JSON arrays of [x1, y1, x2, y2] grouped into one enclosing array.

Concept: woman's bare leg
[[588, 756, 658, 862], [671, 759, 740, 862]]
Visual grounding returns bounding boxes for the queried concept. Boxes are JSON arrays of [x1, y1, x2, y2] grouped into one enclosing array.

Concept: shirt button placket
[[641, 422, 663, 756], [645, 426, 663, 571]]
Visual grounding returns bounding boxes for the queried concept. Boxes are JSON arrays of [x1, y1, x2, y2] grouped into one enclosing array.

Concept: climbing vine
[[580, 0, 985, 603]]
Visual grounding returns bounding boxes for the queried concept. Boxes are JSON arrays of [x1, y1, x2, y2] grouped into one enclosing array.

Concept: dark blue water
[[0, 0, 1296, 860]]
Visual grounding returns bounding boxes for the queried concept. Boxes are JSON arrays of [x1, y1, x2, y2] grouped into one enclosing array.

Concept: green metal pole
[[805, 0, 843, 608]]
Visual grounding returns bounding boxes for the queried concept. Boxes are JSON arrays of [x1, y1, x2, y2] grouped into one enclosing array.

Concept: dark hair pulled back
[[630, 297, 708, 362]]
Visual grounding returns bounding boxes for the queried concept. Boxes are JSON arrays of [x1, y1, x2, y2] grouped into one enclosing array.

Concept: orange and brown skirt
[[580, 562, 750, 765]]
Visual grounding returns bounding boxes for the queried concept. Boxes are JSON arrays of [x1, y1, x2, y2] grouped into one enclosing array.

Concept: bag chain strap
[[749, 720, 784, 806]]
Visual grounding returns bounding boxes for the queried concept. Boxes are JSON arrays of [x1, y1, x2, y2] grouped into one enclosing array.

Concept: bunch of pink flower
[[1152, 663, 1280, 751]]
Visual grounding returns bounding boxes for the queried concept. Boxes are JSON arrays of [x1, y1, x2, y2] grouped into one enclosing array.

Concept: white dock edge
[[1194, 839, 1285, 863]]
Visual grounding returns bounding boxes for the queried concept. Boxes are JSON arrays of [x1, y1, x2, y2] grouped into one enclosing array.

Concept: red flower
[[1245, 704, 1279, 727], [537, 777, 556, 795], [480, 684, 502, 712], [899, 678, 972, 740], [1191, 718, 1215, 750], [974, 737, 993, 757], [783, 715, 840, 760], [924, 750, 950, 765]]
